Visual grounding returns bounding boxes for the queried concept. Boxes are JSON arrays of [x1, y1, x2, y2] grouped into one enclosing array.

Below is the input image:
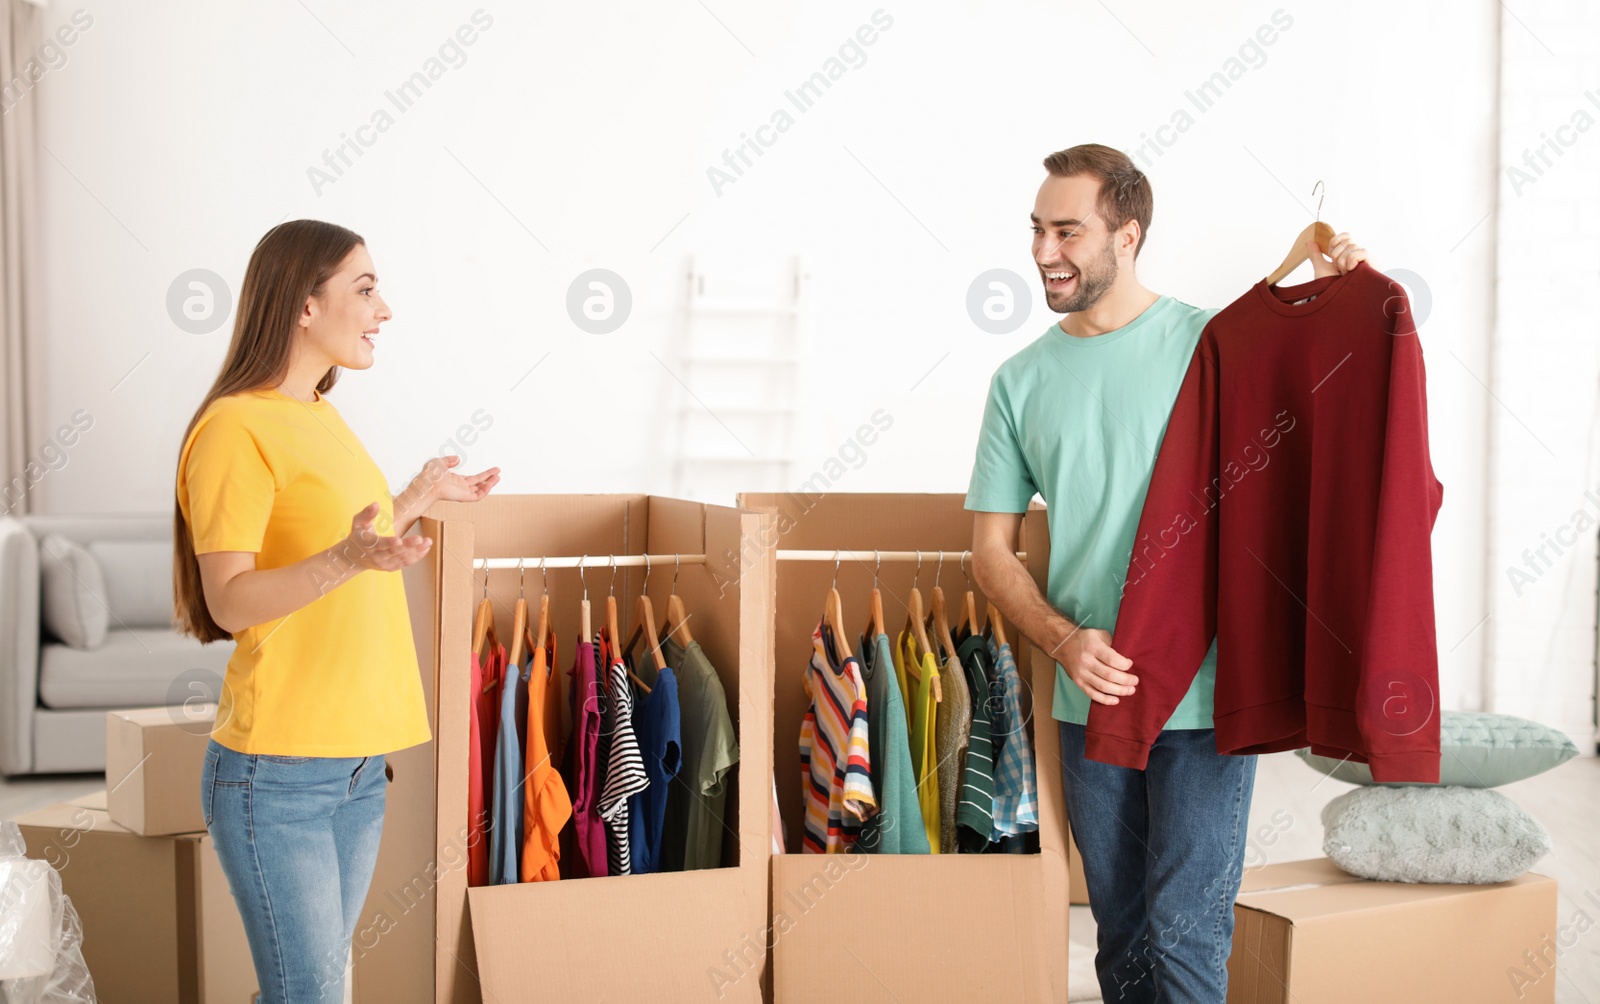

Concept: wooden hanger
[[986, 603, 1008, 649], [604, 556, 649, 690], [623, 554, 669, 677], [507, 559, 529, 672], [578, 554, 592, 645], [903, 551, 941, 703], [958, 550, 979, 638], [929, 582, 958, 669], [473, 560, 502, 695], [822, 550, 853, 660], [1264, 181, 1336, 287], [535, 557, 551, 677], [863, 550, 886, 641], [664, 552, 694, 646]]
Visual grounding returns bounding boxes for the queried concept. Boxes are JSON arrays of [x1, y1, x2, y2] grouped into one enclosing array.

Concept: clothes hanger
[[535, 556, 552, 677], [863, 550, 886, 642], [820, 550, 853, 660], [604, 554, 650, 693], [927, 551, 959, 666], [507, 558, 529, 671], [1264, 180, 1337, 287], [664, 551, 694, 646], [986, 602, 1009, 650], [903, 551, 941, 703], [579, 554, 592, 646], [474, 559, 503, 694], [623, 553, 669, 676], [958, 550, 979, 638]]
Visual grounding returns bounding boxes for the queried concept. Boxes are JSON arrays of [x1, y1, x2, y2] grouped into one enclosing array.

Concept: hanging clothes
[[467, 643, 505, 888], [799, 621, 876, 853], [986, 630, 1039, 844], [520, 631, 570, 882], [660, 634, 739, 872], [489, 652, 530, 884], [953, 628, 996, 853], [931, 635, 971, 855], [560, 636, 607, 879], [898, 629, 941, 854], [628, 656, 681, 874], [855, 631, 929, 854], [597, 629, 649, 876]]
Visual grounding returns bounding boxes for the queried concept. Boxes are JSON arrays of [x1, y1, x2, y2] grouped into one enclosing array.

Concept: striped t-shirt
[[799, 622, 876, 852], [954, 630, 997, 852], [597, 656, 649, 875]]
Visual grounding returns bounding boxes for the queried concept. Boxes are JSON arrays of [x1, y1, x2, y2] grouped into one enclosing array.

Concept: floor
[[4, 753, 1597, 1002]]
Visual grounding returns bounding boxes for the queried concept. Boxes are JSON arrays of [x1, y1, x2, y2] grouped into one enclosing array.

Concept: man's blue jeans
[[201, 738, 387, 1003], [1059, 721, 1257, 1003]]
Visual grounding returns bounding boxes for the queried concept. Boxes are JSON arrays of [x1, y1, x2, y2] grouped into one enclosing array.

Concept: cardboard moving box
[[1228, 857, 1558, 1004], [739, 493, 1070, 1002], [106, 704, 216, 836], [15, 793, 256, 1003], [390, 495, 775, 1004]]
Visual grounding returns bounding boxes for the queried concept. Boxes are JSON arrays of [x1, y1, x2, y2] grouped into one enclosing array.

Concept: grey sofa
[[0, 514, 234, 775]]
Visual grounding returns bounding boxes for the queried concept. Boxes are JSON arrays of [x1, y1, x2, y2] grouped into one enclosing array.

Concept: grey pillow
[[38, 533, 108, 649], [1295, 709, 1578, 787], [1322, 785, 1550, 884], [87, 540, 173, 628]]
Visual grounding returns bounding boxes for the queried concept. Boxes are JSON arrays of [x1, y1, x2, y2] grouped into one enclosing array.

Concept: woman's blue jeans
[[201, 738, 387, 1003], [1059, 721, 1258, 1004]]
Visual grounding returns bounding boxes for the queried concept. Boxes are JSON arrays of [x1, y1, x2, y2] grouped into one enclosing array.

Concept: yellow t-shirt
[[175, 386, 432, 757]]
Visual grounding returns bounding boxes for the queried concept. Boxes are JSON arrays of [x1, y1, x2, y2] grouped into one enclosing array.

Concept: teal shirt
[[964, 295, 1220, 729], [855, 632, 931, 854]]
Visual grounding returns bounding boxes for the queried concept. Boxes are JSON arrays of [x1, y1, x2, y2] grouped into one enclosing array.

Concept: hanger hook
[[481, 558, 489, 600], [873, 549, 881, 590], [579, 553, 588, 601], [672, 552, 681, 595], [1312, 180, 1324, 223], [830, 549, 841, 590], [609, 553, 618, 596], [934, 549, 945, 587], [518, 557, 525, 600], [960, 550, 971, 589], [914, 549, 923, 588], [539, 555, 548, 596]]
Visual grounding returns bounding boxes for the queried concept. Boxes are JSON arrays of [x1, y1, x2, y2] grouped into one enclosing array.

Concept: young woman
[[173, 219, 500, 1002]]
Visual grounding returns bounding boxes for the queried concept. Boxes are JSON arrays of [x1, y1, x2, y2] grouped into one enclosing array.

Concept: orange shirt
[[520, 632, 571, 882]]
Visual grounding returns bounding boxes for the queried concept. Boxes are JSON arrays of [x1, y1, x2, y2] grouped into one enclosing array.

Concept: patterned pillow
[[1295, 710, 1577, 788], [1322, 786, 1550, 884]]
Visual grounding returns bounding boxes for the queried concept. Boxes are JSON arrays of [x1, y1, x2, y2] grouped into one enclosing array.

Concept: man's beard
[[1046, 237, 1118, 313]]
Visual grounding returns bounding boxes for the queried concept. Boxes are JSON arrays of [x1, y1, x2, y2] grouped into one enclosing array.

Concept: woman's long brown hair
[[173, 220, 365, 642]]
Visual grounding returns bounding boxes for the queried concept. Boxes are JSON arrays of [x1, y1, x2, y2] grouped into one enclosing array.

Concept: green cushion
[[1295, 710, 1577, 788], [1322, 786, 1550, 884]]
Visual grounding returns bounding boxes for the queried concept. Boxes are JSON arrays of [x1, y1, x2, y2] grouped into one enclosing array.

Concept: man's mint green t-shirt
[[964, 294, 1220, 729]]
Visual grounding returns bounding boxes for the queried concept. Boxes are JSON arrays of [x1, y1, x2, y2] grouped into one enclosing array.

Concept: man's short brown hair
[[1042, 144, 1153, 258]]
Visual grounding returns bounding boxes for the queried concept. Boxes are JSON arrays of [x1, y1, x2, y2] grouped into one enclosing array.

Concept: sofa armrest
[[0, 516, 40, 775]]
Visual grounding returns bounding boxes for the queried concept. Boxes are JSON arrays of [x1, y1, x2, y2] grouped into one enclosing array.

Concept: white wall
[[20, 0, 1561, 736]]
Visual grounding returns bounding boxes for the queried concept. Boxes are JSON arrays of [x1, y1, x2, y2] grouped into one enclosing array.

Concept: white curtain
[[0, 0, 43, 517]]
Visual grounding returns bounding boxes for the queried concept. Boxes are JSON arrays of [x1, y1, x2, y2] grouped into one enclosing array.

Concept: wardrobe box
[[1227, 857, 1558, 1004], [14, 792, 257, 1003], [105, 704, 216, 836], [738, 492, 1070, 1002], [357, 494, 775, 1004]]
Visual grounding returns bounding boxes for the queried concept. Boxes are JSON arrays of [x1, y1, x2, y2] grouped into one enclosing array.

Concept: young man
[[965, 143, 1368, 1002]]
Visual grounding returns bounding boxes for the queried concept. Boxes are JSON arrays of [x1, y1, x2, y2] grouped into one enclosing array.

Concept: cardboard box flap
[[15, 803, 128, 835], [1237, 861, 1556, 924], [68, 789, 108, 811]]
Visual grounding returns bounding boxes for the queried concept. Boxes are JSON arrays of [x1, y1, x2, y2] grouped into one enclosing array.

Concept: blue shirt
[[628, 664, 681, 874]]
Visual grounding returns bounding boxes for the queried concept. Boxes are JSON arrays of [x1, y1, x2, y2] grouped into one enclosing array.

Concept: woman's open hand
[[344, 502, 433, 572], [422, 455, 500, 503]]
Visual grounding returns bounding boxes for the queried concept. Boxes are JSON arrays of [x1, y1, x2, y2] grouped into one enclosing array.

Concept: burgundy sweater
[[1084, 261, 1444, 782]]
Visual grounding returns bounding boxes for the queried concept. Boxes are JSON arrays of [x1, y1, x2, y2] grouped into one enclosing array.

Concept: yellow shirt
[[175, 386, 432, 757], [898, 629, 941, 853]]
